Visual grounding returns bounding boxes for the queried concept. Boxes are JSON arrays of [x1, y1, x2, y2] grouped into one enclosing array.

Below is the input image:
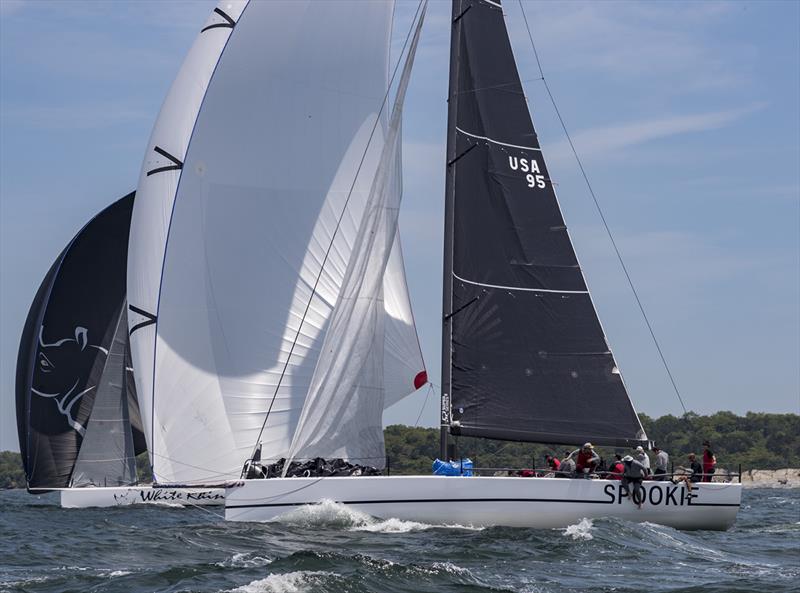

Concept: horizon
[[1, 1, 799, 453]]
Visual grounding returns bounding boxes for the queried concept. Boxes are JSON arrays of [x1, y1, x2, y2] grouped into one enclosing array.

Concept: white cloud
[[507, 1, 754, 92], [545, 104, 765, 164]]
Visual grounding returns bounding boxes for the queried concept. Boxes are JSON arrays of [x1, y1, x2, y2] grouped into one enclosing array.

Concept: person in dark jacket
[[687, 453, 703, 483], [621, 455, 648, 508]]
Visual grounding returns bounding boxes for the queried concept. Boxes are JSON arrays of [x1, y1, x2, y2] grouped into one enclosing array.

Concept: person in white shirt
[[634, 445, 651, 476], [652, 445, 669, 480]]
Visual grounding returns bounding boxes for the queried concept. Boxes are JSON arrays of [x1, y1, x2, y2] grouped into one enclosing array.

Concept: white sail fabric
[[383, 228, 427, 409], [286, 6, 426, 468], [145, 1, 394, 483], [127, 1, 248, 478]]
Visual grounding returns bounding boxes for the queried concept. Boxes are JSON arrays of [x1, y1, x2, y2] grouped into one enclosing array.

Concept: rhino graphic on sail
[[31, 326, 109, 435]]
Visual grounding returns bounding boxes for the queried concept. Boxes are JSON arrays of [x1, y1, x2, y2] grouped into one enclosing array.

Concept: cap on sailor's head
[[583, 442, 593, 449], [635, 445, 644, 453], [623, 455, 633, 462]]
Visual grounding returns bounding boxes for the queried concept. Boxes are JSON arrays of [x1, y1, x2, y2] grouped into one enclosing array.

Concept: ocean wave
[[225, 571, 339, 593], [216, 552, 274, 568], [562, 517, 594, 540], [100, 570, 133, 577], [276, 499, 484, 533]]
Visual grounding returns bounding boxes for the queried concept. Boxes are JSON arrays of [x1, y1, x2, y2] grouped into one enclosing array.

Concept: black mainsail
[[16, 192, 145, 490], [441, 0, 647, 449]]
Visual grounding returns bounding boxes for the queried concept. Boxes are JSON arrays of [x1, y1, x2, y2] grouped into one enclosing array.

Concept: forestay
[[132, 1, 401, 483], [442, 0, 646, 447], [286, 5, 427, 468]]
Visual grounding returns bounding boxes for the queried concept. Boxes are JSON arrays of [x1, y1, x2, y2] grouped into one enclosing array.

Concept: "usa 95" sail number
[[508, 156, 545, 189]]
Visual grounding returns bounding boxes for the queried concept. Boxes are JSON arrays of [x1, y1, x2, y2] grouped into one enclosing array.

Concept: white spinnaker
[[151, 1, 394, 483], [127, 1, 248, 476], [286, 6, 426, 468], [383, 229, 427, 409]]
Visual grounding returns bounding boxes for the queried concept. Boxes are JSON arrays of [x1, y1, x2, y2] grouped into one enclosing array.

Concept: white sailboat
[[120, 0, 740, 528]]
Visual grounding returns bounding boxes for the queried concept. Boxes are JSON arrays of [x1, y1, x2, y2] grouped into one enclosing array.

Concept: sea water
[[0, 488, 797, 593]]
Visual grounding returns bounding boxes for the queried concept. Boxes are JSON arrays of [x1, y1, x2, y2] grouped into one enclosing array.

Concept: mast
[[440, 0, 463, 460]]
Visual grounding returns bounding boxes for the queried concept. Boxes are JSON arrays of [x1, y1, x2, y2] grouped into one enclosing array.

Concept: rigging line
[[247, 0, 428, 467], [414, 383, 435, 427], [517, 0, 688, 417]]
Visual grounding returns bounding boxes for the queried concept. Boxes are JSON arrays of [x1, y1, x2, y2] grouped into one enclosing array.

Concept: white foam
[[226, 571, 338, 593], [351, 517, 433, 533], [563, 518, 594, 540], [278, 499, 374, 528], [102, 570, 132, 577], [277, 499, 484, 533], [216, 552, 273, 568], [429, 562, 472, 576]]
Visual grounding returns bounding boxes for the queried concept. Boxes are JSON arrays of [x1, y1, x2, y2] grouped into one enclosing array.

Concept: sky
[[1, 0, 798, 452]]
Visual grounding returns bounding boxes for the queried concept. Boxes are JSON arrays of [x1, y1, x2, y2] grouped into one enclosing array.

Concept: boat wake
[[276, 499, 483, 533]]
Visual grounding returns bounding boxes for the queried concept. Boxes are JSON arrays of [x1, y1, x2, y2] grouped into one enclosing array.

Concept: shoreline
[[737, 468, 800, 489]]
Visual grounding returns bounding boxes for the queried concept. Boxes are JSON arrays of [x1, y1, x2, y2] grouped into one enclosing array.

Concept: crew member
[[621, 455, 648, 508], [567, 443, 600, 477], [702, 440, 716, 482], [653, 445, 669, 480], [686, 453, 703, 483], [634, 445, 651, 476], [545, 454, 561, 472], [559, 451, 576, 477], [608, 454, 624, 480]]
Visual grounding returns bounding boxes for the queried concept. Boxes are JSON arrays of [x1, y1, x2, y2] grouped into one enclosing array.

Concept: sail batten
[[442, 0, 646, 447]]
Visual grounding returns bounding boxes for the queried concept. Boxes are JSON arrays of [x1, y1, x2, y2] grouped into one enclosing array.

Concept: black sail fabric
[[444, 0, 646, 447], [16, 192, 137, 490]]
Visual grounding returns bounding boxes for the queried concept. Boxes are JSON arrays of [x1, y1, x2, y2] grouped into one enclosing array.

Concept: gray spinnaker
[[16, 192, 145, 490]]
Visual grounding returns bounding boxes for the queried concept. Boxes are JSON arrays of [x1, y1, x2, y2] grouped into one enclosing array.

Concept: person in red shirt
[[608, 454, 624, 480], [544, 454, 561, 475], [565, 443, 600, 477], [702, 440, 716, 482]]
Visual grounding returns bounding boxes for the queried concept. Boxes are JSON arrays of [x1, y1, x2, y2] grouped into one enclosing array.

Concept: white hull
[[225, 476, 741, 531], [59, 486, 225, 508]]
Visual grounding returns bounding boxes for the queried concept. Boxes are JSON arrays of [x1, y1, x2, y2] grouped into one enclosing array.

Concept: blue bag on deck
[[432, 458, 473, 477]]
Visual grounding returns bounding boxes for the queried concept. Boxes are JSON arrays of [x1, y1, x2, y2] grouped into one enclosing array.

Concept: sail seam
[[455, 126, 541, 151], [452, 272, 588, 294]]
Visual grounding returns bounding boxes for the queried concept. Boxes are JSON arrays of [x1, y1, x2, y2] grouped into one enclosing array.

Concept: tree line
[[2, 412, 797, 488], [385, 411, 799, 475]]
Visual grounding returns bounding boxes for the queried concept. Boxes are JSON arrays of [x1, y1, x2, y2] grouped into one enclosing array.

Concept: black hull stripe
[[227, 497, 740, 510]]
